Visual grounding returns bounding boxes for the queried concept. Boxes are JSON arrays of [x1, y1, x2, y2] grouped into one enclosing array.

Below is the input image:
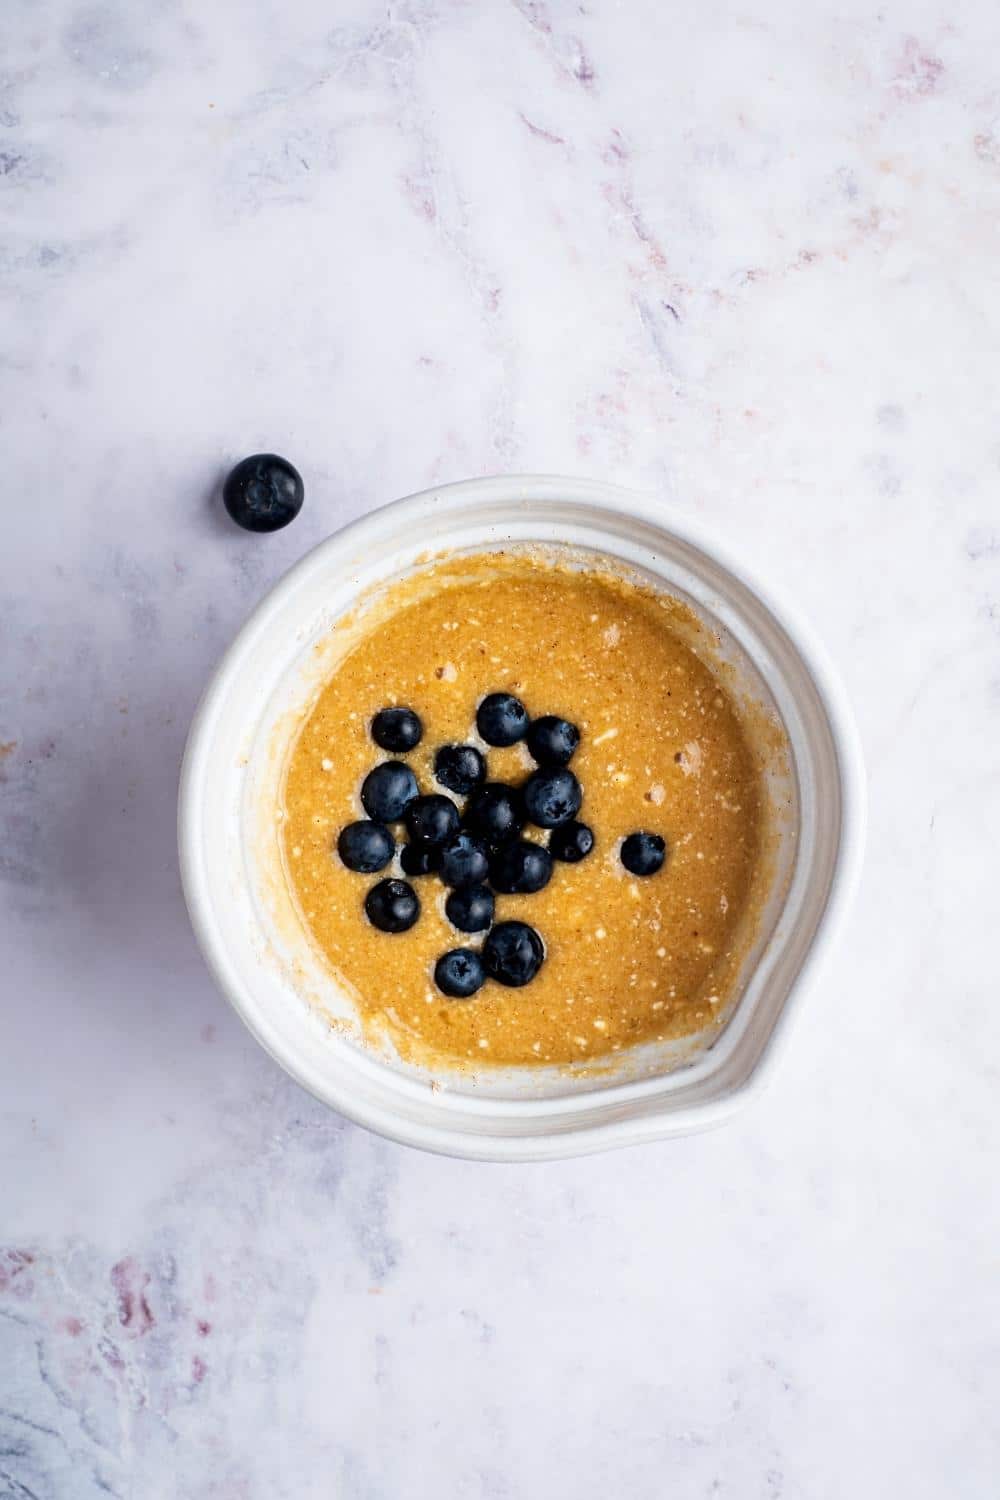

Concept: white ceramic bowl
[[178, 476, 865, 1160]]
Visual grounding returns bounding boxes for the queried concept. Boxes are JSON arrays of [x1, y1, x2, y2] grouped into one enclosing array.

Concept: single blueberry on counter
[[371, 706, 422, 752], [483, 921, 545, 987], [464, 782, 524, 845], [476, 692, 528, 747], [526, 715, 580, 767], [223, 454, 303, 533], [489, 839, 553, 895], [438, 830, 490, 889], [405, 794, 460, 846], [549, 821, 594, 864], [365, 878, 420, 933], [337, 820, 394, 874], [522, 767, 582, 828], [434, 948, 486, 999], [400, 841, 442, 878], [620, 831, 667, 876], [445, 883, 495, 934], [434, 743, 486, 796], [360, 761, 419, 823]]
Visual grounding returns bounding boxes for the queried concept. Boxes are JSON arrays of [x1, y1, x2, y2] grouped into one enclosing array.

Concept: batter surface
[[281, 552, 764, 1068]]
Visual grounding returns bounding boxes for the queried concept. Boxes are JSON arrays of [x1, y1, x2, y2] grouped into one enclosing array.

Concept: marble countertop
[[4, 1, 998, 1495]]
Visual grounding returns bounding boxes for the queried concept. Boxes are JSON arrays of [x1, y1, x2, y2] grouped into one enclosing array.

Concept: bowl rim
[[178, 474, 866, 1158]]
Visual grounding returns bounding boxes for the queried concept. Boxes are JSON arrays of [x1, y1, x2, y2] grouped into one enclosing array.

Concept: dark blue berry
[[526, 715, 580, 767], [445, 883, 495, 934], [337, 820, 394, 874], [405, 794, 460, 846], [364, 878, 419, 933], [360, 761, 419, 823], [434, 743, 486, 796], [400, 841, 442, 878], [464, 782, 524, 845], [483, 921, 545, 987], [620, 831, 667, 876], [223, 454, 303, 533], [522, 768, 582, 828], [549, 821, 594, 863], [489, 840, 553, 895], [438, 830, 490, 888], [476, 692, 528, 746], [371, 707, 422, 752], [434, 948, 485, 999]]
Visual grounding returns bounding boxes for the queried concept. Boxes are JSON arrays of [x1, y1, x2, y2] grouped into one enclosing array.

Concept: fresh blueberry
[[434, 743, 486, 796], [549, 821, 594, 863], [483, 921, 545, 987], [438, 830, 490, 888], [400, 841, 442, 878], [526, 715, 580, 767], [522, 768, 582, 828], [463, 783, 524, 845], [620, 831, 667, 876], [371, 707, 422, 752], [405, 794, 460, 846], [360, 761, 419, 823], [364, 878, 420, 933], [337, 820, 394, 874], [223, 454, 303, 533], [434, 948, 486, 999], [445, 883, 495, 934], [489, 840, 553, 895], [476, 692, 529, 747]]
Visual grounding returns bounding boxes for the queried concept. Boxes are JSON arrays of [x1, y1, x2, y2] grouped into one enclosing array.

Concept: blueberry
[[364, 878, 420, 933], [621, 831, 667, 876], [434, 743, 486, 796], [438, 830, 490, 888], [445, 883, 495, 934], [483, 921, 545, 987], [337, 820, 394, 874], [549, 821, 594, 863], [526, 715, 580, 767], [434, 948, 485, 999], [464, 783, 524, 845], [405, 794, 460, 846], [489, 840, 553, 895], [360, 761, 419, 823], [522, 768, 582, 828], [476, 692, 528, 747], [223, 454, 303, 533], [371, 707, 422, 752], [400, 841, 442, 878]]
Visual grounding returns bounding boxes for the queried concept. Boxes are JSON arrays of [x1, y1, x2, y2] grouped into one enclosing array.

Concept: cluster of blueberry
[[336, 693, 666, 999]]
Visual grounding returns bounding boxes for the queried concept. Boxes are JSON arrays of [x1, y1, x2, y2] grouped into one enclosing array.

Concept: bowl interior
[[180, 479, 855, 1156]]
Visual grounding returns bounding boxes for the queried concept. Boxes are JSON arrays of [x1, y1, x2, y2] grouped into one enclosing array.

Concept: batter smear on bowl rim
[[281, 551, 769, 1068]]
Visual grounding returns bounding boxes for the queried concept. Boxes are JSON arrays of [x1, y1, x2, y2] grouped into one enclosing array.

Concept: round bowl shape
[[178, 476, 865, 1160]]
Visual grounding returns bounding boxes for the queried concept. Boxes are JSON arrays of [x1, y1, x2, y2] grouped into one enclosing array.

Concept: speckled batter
[[281, 553, 764, 1068]]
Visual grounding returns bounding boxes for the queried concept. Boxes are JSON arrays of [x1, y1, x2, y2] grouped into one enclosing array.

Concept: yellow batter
[[281, 552, 764, 1068]]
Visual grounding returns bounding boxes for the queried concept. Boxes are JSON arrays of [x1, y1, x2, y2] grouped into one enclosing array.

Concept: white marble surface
[[3, 0, 999, 1494]]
